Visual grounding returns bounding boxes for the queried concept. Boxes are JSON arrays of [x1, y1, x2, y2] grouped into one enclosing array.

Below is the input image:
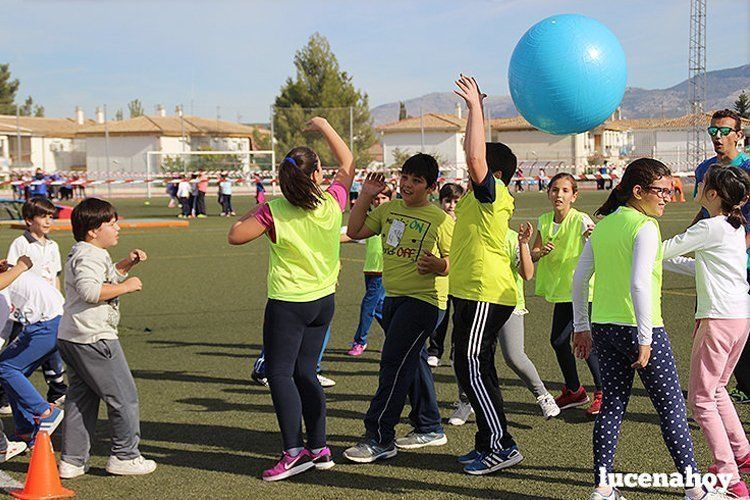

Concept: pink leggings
[[688, 318, 750, 485]]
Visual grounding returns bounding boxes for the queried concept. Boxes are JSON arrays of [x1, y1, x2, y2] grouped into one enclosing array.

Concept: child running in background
[[532, 173, 602, 415], [0, 260, 66, 447], [346, 184, 393, 357], [573, 158, 724, 500], [344, 155, 453, 464], [56, 198, 154, 479], [448, 220, 560, 426], [228, 117, 354, 481], [661, 166, 750, 499], [0, 196, 67, 415], [426, 182, 463, 367]]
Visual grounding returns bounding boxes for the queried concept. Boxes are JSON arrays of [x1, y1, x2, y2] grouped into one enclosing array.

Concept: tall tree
[[0, 64, 20, 115], [399, 101, 408, 121], [115, 108, 124, 121], [273, 33, 376, 166], [735, 91, 750, 119], [128, 99, 144, 118], [19, 96, 44, 117]]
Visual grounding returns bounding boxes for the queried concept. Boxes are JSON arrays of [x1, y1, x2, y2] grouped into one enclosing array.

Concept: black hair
[[401, 153, 439, 187], [486, 143, 517, 186], [547, 172, 578, 193], [439, 182, 464, 201], [278, 146, 323, 210], [711, 109, 743, 131], [595, 158, 671, 217], [703, 166, 750, 229], [71, 198, 118, 242], [22, 196, 56, 221]]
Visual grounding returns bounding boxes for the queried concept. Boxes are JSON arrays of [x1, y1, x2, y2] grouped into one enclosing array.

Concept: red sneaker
[[586, 391, 603, 415], [727, 481, 749, 500], [554, 386, 589, 410], [707, 453, 750, 475]]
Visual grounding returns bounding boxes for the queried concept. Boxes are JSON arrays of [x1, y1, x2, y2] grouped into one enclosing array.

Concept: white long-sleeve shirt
[[573, 220, 659, 345], [662, 215, 750, 319]]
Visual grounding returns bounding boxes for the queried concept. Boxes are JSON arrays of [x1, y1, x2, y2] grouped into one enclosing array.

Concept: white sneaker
[[448, 401, 473, 426], [427, 356, 440, 368], [0, 404, 11, 415], [0, 441, 27, 463], [106, 455, 157, 476], [590, 487, 626, 500], [317, 374, 336, 388], [53, 395, 66, 407], [59, 460, 88, 479], [537, 392, 561, 420]]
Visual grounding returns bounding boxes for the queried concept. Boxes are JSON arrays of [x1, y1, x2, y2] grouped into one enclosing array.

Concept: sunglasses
[[707, 126, 739, 137], [644, 186, 674, 199]]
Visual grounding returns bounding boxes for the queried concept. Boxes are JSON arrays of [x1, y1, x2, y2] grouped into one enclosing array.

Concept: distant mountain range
[[370, 64, 750, 126]]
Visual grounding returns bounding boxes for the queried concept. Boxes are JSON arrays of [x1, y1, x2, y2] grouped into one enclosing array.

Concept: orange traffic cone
[[11, 431, 74, 499]]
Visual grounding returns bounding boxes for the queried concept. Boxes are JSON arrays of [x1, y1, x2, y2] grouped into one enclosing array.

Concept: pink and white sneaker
[[347, 343, 367, 357], [308, 447, 335, 470], [727, 481, 749, 499], [261, 450, 314, 482]]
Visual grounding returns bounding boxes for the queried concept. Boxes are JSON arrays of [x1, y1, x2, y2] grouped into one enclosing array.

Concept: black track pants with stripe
[[452, 297, 516, 452]]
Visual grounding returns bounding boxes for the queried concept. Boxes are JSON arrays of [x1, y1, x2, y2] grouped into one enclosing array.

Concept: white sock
[[286, 447, 304, 457]]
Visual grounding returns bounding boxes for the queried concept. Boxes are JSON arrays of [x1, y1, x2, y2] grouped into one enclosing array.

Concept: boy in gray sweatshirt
[[56, 198, 157, 479]]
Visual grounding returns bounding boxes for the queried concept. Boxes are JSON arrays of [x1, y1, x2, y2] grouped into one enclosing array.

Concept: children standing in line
[[572, 159, 721, 500], [426, 182, 463, 367], [0, 257, 66, 446], [344, 155, 453, 464], [56, 198, 155, 479], [661, 166, 750, 499], [346, 185, 393, 357], [228, 117, 354, 481], [448, 221, 560, 425], [0, 196, 68, 414], [531, 173, 602, 414]]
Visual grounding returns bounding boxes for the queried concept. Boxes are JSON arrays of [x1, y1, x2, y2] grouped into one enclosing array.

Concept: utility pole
[[687, 0, 707, 169]]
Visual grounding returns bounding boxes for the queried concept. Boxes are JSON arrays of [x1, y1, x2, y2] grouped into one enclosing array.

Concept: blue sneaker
[[36, 405, 64, 438], [463, 446, 523, 475], [458, 449, 482, 465]]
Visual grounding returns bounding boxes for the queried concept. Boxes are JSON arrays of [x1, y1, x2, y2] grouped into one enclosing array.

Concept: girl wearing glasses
[[571, 159, 722, 500], [662, 166, 750, 499], [228, 117, 354, 481]]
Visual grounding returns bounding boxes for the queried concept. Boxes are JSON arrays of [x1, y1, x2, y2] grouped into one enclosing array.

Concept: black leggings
[[550, 302, 602, 392], [263, 294, 334, 451]]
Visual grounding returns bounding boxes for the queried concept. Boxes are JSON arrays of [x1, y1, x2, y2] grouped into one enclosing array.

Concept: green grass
[[1, 191, 747, 499]]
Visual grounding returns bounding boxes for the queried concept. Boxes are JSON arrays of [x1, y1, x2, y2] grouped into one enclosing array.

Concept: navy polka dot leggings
[[592, 324, 698, 486]]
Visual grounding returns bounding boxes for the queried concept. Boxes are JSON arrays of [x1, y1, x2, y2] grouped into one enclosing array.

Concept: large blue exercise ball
[[508, 14, 627, 135]]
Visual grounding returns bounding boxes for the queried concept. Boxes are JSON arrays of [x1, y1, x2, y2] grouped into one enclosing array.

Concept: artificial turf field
[[1, 189, 748, 500]]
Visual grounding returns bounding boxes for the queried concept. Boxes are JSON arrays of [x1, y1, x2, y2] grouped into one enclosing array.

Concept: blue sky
[[2, 0, 748, 122]]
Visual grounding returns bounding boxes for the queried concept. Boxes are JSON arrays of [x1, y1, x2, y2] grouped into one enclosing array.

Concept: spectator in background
[[30, 169, 48, 198], [515, 167, 525, 192], [219, 175, 235, 216], [538, 168, 548, 191], [195, 169, 209, 218], [177, 176, 192, 218], [254, 176, 266, 205], [349, 177, 362, 209], [166, 175, 179, 209]]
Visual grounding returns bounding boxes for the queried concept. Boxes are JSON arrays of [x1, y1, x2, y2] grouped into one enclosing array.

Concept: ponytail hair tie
[[284, 156, 298, 167], [734, 203, 743, 211]]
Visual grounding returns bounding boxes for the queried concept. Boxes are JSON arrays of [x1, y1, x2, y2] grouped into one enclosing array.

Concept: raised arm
[[346, 173, 383, 240], [517, 222, 534, 280], [453, 75, 487, 184], [306, 117, 355, 191], [228, 204, 267, 245]]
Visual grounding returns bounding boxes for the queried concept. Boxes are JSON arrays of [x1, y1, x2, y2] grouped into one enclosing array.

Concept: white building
[[79, 111, 260, 177], [0, 109, 91, 172], [616, 113, 750, 171], [377, 112, 467, 179]]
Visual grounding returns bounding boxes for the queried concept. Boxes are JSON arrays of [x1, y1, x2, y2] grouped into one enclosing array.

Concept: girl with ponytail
[[661, 165, 750, 498], [571, 158, 720, 500], [228, 117, 354, 481]]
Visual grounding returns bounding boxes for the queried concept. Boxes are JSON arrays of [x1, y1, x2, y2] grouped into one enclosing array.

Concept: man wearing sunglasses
[[692, 108, 750, 405]]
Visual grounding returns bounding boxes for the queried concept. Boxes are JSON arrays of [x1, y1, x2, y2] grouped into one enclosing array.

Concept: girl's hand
[[360, 173, 387, 198], [540, 242, 555, 257], [304, 117, 329, 133], [573, 331, 593, 360], [630, 344, 652, 369], [584, 223, 595, 240], [518, 222, 533, 245], [416, 250, 446, 275], [453, 74, 487, 110], [128, 249, 147, 266]]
